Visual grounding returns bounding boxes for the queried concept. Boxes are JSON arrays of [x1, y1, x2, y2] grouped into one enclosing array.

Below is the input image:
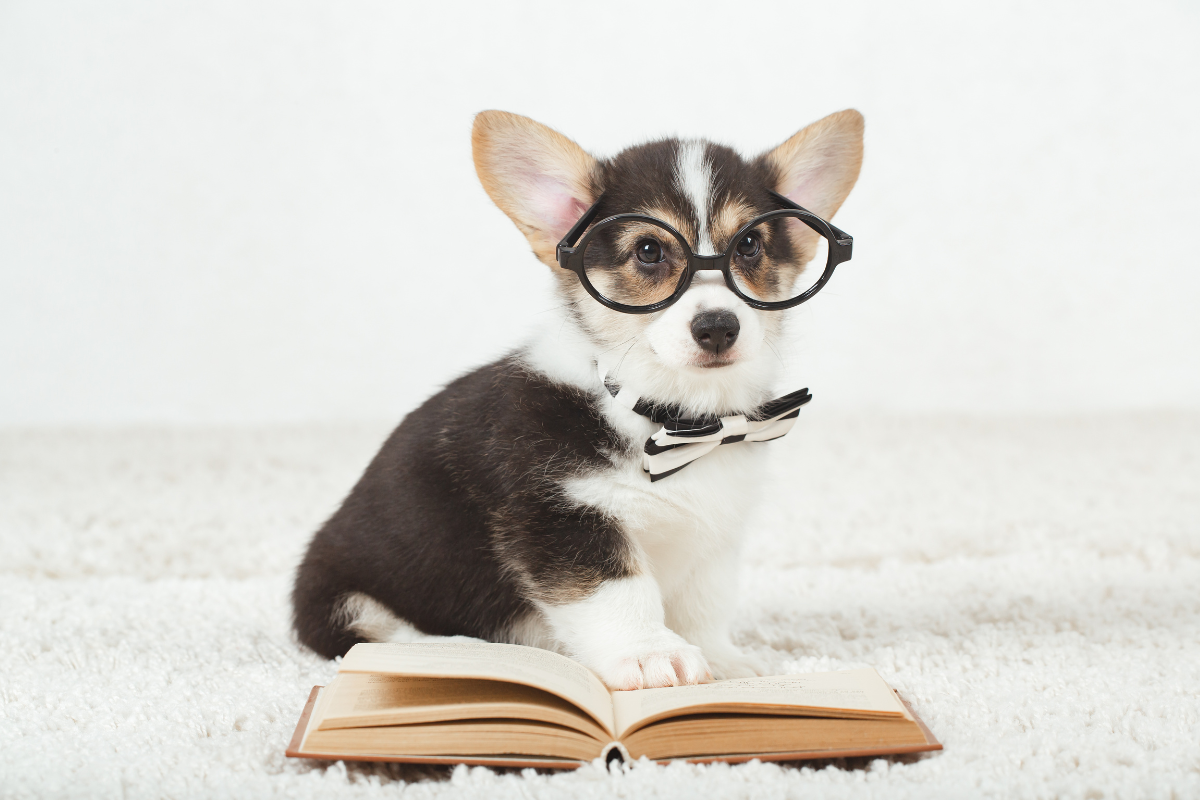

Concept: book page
[[610, 669, 906, 739], [314, 673, 610, 741], [338, 642, 614, 736]]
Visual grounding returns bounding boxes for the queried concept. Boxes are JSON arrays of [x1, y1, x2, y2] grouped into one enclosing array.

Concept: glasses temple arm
[[556, 193, 607, 269], [767, 189, 854, 250]]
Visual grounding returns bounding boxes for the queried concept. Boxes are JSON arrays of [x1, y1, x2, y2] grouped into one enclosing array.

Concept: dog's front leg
[[539, 574, 711, 690], [664, 553, 769, 680]]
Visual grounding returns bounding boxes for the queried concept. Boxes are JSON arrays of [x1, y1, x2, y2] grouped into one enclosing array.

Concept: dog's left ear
[[761, 109, 864, 220], [473, 110, 598, 266]]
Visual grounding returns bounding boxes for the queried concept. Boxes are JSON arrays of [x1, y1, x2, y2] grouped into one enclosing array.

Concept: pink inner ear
[[526, 174, 589, 240], [782, 164, 830, 215], [778, 162, 829, 251]]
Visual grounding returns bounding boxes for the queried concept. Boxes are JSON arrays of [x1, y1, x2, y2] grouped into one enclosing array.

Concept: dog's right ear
[[472, 111, 598, 266]]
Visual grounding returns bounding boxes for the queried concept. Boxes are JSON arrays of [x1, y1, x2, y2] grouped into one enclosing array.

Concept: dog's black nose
[[691, 310, 740, 355]]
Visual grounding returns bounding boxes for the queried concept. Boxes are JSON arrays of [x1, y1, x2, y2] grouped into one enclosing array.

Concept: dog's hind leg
[[338, 592, 485, 645], [291, 575, 364, 658]]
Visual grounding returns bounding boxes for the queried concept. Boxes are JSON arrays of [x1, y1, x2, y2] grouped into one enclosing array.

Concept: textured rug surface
[[1, 413, 1198, 799]]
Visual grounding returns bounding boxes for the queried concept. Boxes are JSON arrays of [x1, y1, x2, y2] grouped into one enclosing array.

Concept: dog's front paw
[[705, 649, 769, 681], [596, 639, 712, 691]]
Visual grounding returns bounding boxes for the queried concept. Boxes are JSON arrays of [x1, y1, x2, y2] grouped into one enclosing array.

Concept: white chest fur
[[563, 409, 767, 602], [517, 323, 777, 686], [519, 318, 773, 601]]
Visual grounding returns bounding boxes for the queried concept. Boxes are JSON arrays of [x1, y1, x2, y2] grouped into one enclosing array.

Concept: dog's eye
[[735, 233, 761, 258], [635, 239, 665, 265]]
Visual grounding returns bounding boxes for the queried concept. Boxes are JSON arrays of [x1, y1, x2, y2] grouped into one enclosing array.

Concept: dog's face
[[473, 110, 863, 416]]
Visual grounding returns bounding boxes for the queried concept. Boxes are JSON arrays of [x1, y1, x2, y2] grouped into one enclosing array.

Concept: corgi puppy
[[292, 109, 863, 690]]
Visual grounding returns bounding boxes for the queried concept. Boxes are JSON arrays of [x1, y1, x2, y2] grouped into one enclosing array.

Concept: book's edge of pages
[[286, 686, 943, 770], [338, 642, 615, 737], [285, 686, 588, 769]]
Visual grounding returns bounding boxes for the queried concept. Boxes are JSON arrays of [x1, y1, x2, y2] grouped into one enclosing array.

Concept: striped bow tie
[[598, 366, 812, 482]]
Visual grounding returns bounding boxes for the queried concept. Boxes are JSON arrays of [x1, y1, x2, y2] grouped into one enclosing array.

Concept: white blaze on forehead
[[675, 140, 716, 256]]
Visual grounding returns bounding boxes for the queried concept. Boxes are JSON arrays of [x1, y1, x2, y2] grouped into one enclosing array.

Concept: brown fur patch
[[640, 205, 694, 244], [710, 200, 758, 254]]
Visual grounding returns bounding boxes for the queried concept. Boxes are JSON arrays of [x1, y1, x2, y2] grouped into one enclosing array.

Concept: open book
[[286, 642, 941, 768]]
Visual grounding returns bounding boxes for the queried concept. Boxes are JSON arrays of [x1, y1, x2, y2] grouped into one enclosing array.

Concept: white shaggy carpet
[[2, 412, 1198, 799]]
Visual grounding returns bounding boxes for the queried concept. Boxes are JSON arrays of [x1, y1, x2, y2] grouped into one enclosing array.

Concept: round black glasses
[[555, 191, 854, 314]]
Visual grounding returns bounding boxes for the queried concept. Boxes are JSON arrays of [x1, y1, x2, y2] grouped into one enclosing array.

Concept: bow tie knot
[[597, 364, 811, 481]]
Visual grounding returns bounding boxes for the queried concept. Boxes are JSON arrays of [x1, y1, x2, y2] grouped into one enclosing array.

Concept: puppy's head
[[473, 110, 863, 415]]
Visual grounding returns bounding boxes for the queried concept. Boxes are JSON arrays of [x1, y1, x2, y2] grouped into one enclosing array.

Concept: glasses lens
[[582, 218, 688, 308], [728, 214, 830, 304]]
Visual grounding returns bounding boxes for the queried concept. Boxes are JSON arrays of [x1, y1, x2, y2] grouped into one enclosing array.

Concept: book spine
[[601, 741, 629, 766]]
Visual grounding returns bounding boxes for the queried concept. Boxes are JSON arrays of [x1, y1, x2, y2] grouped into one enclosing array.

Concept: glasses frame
[[555, 190, 854, 314]]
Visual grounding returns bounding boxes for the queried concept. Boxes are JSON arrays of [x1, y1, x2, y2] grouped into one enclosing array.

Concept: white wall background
[[2, 1, 1198, 425]]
